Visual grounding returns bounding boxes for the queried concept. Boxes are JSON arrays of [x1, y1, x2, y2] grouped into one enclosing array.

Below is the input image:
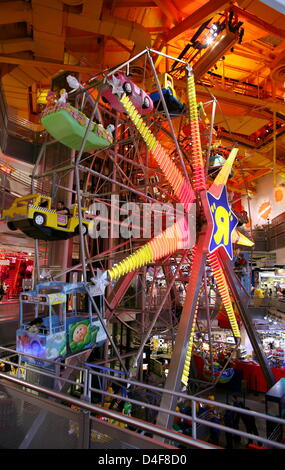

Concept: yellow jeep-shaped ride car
[[1, 194, 92, 241]]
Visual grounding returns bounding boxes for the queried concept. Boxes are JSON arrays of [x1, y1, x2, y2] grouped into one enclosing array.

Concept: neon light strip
[[120, 94, 194, 204], [209, 148, 239, 198], [181, 304, 198, 386], [232, 228, 254, 247], [207, 252, 241, 338], [187, 74, 206, 191], [108, 220, 190, 281], [181, 245, 199, 385]]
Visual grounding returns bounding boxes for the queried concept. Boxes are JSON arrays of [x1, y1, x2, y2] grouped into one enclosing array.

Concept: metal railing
[[250, 296, 285, 313], [1, 346, 285, 449], [0, 168, 50, 200], [6, 112, 45, 145]]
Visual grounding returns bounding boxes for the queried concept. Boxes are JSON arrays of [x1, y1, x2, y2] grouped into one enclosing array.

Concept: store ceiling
[[0, 0, 285, 191]]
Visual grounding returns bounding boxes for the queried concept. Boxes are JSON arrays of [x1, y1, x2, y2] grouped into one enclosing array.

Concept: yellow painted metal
[[232, 229, 254, 247], [209, 147, 239, 196], [1, 193, 92, 234]]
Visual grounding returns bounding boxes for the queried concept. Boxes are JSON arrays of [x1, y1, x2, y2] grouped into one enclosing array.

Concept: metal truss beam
[[106, 271, 138, 318], [163, 0, 229, 43], [128, 253, 187, 375]]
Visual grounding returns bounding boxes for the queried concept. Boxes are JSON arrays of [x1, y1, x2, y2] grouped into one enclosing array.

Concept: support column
[[48, 148, 74, 281], [156, 233, 208, 430]]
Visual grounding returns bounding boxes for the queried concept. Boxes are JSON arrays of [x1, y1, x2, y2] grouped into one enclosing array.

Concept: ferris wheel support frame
[[26, 46, 274, 416], [156, 229, 208, 430], [128, 252, 188, 376]]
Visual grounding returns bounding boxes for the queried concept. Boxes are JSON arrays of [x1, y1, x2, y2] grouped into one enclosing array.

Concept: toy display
[[203, 363, 235, 384], [149, 73, 185, 115], [16, 281, 107, 366], [1, 193, 93, 241], [101, 72, 153, 114], [41, 102, 113, 151]]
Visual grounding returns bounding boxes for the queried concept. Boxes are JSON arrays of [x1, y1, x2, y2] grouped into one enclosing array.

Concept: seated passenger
[[28, 317, 47, 334], [39, 200, 49, 208], [56, 201, 70, 216]]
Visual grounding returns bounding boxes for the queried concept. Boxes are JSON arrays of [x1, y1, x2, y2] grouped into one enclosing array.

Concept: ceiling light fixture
[[206, 36, 215, 46]]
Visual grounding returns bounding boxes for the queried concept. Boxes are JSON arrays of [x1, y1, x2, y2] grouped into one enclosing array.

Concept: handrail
[[0, 168, 50, 199], [8, 114, 43, 132], [87, 383, 285, 449], [0, 372, 215, 449], [0, 346, 86, 373], [1, 346, 285, 448], [86, 367, 285, 426], [1, 344, 285, 428]]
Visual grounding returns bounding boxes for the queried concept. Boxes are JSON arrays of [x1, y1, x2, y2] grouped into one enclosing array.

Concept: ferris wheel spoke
[[119, 93, 195, 204], [207, 251, 241, 341]]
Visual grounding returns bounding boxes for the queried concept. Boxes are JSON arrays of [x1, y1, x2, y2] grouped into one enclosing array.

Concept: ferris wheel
[[4, 48, 275, 416], [79, 50, 275, 418]]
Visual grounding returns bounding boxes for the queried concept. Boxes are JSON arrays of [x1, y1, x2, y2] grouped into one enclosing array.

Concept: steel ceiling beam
[[232, 168, 272, 188], [233, 5, 285, 40], [0, 38, 35, 54], [0, 55, 103, 75], [195, 84, 285, 115], [0, 1, 32, 24], [163, 0, 229, 43], [153, 0, 182, 24], [66, 13, 151, 52]]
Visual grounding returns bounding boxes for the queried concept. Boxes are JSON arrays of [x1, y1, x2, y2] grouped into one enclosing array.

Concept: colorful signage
[[207, 185, 238, 260], [69, 320, 99, 354], [22, 295, 47, 303], [57, 214, 67, 225]]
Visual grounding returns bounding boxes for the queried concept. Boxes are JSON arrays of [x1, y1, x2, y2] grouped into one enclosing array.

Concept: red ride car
[[101, 72, 153, 115]]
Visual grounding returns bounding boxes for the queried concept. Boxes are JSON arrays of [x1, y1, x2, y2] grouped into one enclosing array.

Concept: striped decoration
[[187, 74, 206, 191], [181, 244, 199, 386], [207, 251, 241, 338], [108, 219, 191, 281], [119, 94, 195, 205]]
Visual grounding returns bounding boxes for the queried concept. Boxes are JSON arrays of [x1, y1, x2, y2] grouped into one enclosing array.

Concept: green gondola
[[41, 103, 113, 152]]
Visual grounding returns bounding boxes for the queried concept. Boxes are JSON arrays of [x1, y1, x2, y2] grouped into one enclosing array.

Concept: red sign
[[57, 215, 67, 224]]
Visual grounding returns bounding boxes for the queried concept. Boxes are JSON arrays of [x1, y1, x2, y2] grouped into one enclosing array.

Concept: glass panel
[[50, 304, 64, 333], [0, 383, 82, 449]]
